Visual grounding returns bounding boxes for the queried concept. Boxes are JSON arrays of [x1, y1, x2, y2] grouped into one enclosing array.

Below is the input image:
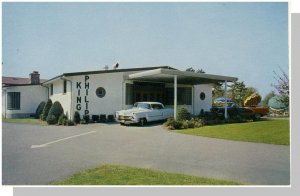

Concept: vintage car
[[211, 103, 269, 120], [115, 102, 174, 126]]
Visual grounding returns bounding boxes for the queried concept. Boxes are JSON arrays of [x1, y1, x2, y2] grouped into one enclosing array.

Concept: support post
[[224, 80, 228, 119], [174, 75, 177, 120]]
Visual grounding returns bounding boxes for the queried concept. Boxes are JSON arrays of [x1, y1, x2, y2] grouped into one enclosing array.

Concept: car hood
[[116, 108, 149, 116]]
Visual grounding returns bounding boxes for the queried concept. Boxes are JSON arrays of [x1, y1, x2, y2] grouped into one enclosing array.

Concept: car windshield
[[133, 103, 151, 109]]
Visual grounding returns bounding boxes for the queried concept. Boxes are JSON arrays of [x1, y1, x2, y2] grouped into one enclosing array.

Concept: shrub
[[164, 118, 183, 130], [74, 111, 81, 124], [99, 114, 106, 122], [46, 101, 64, 124], [170, 120, 183, 129], [41, 99, 52, 121], [35, 101, 46, 119], [80, 119, 88, 124], [83, 115, 90, 124], [92, 115, 100, 122], [47, 115, 57, 125], [177, 107, 191, 121], [66, 120, 75, 126], [58, 113, 68, 125], [164, 117, 175, 127], [107, 115, 115, 122]]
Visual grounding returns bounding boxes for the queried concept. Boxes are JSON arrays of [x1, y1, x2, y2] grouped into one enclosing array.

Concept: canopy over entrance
[[126, 68, 237, 84], [126, 68, 238, 119]]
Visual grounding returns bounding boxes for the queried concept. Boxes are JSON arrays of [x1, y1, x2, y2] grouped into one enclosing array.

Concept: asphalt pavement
[[2, 122, 290, 185]]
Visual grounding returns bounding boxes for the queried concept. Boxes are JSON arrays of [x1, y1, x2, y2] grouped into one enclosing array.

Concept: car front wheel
[[139, 118, 147, 126]]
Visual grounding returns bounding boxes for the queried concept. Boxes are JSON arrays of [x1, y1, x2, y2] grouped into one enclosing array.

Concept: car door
[[148, 104, 164, 121]]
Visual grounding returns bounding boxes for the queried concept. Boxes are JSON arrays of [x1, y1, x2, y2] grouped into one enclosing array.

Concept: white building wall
[[49, 79, 72, 117], [193, 84, 213, 115], [68, 72, 125, 118], [3, 85, 48, 118]]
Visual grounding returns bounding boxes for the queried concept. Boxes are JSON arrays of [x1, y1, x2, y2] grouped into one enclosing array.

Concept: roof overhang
[[126, 68, 238, 85]]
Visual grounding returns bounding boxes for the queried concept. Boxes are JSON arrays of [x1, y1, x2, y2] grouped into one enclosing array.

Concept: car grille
[[118, 115, 131, 120]]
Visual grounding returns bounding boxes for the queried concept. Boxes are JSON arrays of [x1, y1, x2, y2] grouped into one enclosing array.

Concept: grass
[[53, 164, 241, 185], [177, 118, 290, 145], [2, 118, 47, 126]]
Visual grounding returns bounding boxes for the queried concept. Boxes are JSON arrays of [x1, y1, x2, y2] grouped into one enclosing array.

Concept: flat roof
[[127, 68, 238, 84], [43, 66, 175, 84]]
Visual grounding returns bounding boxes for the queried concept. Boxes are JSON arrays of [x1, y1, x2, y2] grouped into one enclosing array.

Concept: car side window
[[152, 104, 163, 110]]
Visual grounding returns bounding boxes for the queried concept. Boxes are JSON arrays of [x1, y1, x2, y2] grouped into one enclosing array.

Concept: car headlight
[[131, 113, 137, 119]]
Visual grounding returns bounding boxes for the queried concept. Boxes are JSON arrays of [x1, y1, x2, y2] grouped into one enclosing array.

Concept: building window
[[7, 92, 20, 110], [165, 87, 192, 105], [125, 83, 134, 105], [50, 84, 53, 96], [200, 92, 206, 100], [63, 80, 67, 94], [96, 87, 106, 98], [63, 80, 67, 93]]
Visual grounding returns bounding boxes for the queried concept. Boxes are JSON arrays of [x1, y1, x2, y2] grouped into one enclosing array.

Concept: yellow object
[[244, 93, 261, 106]]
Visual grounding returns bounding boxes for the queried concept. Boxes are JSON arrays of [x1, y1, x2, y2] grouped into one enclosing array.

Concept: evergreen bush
[[41, 99, 52, 121], [47, 115, 57, 125], [74, 111, 81, 124], [46, 101, 64, 125], [83, 115, 90, 124], [58, 113, 68, 125], [35, 101, 46, 119]]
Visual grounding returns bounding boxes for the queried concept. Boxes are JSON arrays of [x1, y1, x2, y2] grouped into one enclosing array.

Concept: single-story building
[[2, 66, 237, 120], [2, 71, 48, 118]]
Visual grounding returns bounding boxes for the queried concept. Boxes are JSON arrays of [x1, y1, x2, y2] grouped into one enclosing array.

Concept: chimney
[[29, 71, 40, 84]]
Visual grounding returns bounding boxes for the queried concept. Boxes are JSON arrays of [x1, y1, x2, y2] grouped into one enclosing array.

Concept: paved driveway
[[2, 122, 290, 185]]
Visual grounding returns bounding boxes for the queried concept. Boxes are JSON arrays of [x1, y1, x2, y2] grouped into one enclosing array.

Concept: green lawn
[[2, 118, 47, 126], [53, 164, 241, 185], [177, 118, 289, 145]]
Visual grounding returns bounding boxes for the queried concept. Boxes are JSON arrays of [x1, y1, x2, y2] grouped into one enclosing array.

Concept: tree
[[262, 91, 276, 107], [228, 81, 247, 106], [212, 83, 224, 100], [243, 87, 258, 104], [227, 81, 259, 106], [185, 67, 205, 73], [272, 67, 289, 106]]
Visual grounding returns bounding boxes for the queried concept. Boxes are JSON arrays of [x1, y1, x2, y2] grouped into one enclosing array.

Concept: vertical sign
[[76, 75, 90, 115]]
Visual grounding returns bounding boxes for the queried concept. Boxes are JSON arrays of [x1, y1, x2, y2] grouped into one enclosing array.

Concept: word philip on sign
[[76, 75, 90, 115]]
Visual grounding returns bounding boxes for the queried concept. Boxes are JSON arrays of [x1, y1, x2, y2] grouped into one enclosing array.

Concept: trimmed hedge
[[35, 101, 46, 119], [46, 101, 64, 125], [99, 114, 106, 122], [41, 99, 52, 121]]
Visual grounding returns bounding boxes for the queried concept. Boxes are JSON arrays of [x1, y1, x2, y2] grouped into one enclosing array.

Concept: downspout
[[61, 76, 73, 120]]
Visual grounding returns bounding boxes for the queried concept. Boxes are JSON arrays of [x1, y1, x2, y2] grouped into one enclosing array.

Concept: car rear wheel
[[139, 118, 147, 126], [253, 113, 262, 120]]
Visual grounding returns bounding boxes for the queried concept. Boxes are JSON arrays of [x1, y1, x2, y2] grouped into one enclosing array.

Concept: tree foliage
[[228, 81, 259, 107], [212, 83, 224, 100], [262, 91, 276, 107], [185, 67, 205, 73], [272, 67, 289, 106]]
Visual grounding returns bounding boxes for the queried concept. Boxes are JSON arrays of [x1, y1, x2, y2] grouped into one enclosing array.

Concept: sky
[[2, 2, 288, 97]]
